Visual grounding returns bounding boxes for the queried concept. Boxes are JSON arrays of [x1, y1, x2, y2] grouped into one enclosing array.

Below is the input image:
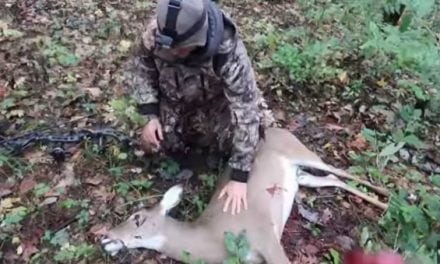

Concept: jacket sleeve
[[125, 21, 160, 119], [218, 37, 261, 183]]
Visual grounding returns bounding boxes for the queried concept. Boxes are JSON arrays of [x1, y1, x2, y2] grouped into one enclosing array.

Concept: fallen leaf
[[376, 78, 388, 88], [273, 108, 287, 122], [103, 112, 117, 123], [85, 87, 102, 98], [130, 167, 143, 174], [295, 253, 319, 264], [320, 208, 333, 224], [0, 84, 7, 98], [118, 40, 132, 53], [3, 251, 20, 262], [287, 119, 301, 132], [287, 113, 308, 132], [342, 201, 351, 208], [12, 236, 21, 244], [325, 123, 345, 131], [24, 150, 51, 164], [0, 197, 21, 214], [349, 134, 369, 151], [298, 204, 319, 224], [52, 163, 76, 191], [303, 244, 319, 255], [21, 240, 39, 261], [336, 235, 355, 251], [7, 109, 25, 118], [84, 176, 103, 186], [16, 245, 23, 255], [0, 184, 13, 198], [69, 115, 88, 122], [91, 186, 115, 202], [19, 177, 36, 194], [39, 197, 58, 206], [89, 223, 111, 236], [338, 71, 349, 84]]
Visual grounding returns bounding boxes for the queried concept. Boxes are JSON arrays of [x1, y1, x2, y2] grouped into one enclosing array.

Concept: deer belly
[[279, 158, 299, 233]]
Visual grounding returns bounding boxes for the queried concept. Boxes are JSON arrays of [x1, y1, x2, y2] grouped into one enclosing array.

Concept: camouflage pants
[[158, 97, 235, 158]]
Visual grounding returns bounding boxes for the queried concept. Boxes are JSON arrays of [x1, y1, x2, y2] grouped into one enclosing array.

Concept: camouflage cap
[[156, 0, 209, 48]]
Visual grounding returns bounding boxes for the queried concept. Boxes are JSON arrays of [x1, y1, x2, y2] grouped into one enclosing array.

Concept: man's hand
[[141, 118, 163, 152], [218, 180, 248, 215]]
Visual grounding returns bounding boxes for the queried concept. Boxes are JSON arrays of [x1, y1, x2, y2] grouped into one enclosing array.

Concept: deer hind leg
[[257, 232, 291, 264], [297, 170, 388, 210]]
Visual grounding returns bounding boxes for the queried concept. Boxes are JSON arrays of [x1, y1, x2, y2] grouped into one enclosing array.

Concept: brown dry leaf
[[376, 78, 388, 88], [320, 208, 333, 224], [69, 115, 88, 122], [325, 123, 345, 131], [7, 109, 25, 118], [85, 87, 102, 98], [20, 240, 39, 261], [303, 244, 319, 255], [0, 197, 21, 214], [342, 201, 351, 208], [118, 39, 132, 53], [338, 71, 349, 84], [273, 108, 287, 122], [287, 119, 301, 132], [19, 177, 36, 194], [24, 150, 51, 164], [53, 163, 76, 190], [298, 204, 319, 224], [295, 253, 319, 264], [349, 134, 369, 151], [91, 186, 115, 202], [103, 112, 117, 123], [363, 207, 378, 221], [39, 197, 58, 206], [84, 176, 103, 186], [0, 184, 13, 198], [89, 223, 111, 236], [0, 83, 7, 98], [336, 235, 355, 251]]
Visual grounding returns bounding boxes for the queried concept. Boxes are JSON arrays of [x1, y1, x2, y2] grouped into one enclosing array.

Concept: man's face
[[169, 46, 196, 58]]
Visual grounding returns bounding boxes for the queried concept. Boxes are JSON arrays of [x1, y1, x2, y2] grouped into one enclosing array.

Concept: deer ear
[[159, 184, 183, 215]]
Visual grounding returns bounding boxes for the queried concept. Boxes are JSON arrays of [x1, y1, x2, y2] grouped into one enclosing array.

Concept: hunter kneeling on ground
[[124, 0, 275, 215]]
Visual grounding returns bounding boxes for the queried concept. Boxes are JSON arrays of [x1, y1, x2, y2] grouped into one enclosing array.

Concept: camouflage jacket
[[125, 13, 274, 183]]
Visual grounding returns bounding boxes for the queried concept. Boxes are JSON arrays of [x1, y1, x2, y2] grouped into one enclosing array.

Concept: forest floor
[[1, 0, 439, 263]]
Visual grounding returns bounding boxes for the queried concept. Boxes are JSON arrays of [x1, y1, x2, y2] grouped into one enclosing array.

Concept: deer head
[[101, 184, 184, 255]]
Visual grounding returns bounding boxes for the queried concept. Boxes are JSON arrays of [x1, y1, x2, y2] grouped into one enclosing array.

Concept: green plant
[[378, 188, 439, 263], [42, 39, 80, 67], [223, 231, 251, 264], [108, 97, 145, 128], [1, 206, 29, 226], [53, 243, 97, 262], [181, 251, 207, 264], [272, 38, 342, 84], [114, 179, 153, 196], [323, 248, 342, 264], [0, 154, 31, 179]]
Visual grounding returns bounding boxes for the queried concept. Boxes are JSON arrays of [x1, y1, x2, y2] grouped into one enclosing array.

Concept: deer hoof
[[101, 237, 125, 256]]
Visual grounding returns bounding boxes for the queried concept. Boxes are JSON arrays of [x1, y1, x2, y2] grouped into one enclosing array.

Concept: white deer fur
[[101, 127, 388, 264]]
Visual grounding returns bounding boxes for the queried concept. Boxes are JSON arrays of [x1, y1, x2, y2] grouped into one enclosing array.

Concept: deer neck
[[160, 217, 219, 261]]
